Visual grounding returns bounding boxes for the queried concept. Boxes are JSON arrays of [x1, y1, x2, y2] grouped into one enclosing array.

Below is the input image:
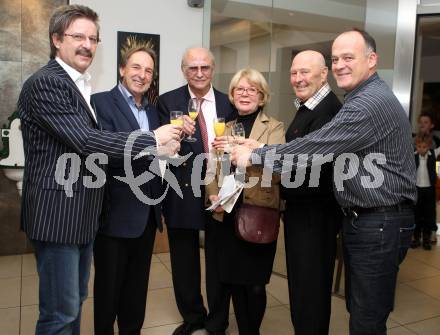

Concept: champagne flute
[[170, 110, 184, 127], [225, 122, 245, 153], [232, 122, 245, 141], [213, 117, 226, 161], [231, 122, 246, 175], [169, 111, 184, 158], [185, 98, 199, 142]]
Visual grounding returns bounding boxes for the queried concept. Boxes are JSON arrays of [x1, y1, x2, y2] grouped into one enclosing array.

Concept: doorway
[[411, 15, 440, 135]]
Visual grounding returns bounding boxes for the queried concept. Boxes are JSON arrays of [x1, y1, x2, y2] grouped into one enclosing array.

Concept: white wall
[[72, 0, 204, 94]]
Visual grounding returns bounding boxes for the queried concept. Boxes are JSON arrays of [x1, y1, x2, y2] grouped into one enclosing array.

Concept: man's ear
[[52, 33, 61, 49], [119, 66, 125, 79], [368, 52, 378, 70], [321, 66, 329, 84]]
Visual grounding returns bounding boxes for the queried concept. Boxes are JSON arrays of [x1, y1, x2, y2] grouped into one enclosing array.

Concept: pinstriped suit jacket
[[17, 59, 157, 244]]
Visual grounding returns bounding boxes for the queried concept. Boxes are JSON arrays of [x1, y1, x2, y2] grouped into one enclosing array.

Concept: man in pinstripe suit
[[17, 5, 181, 335], [232, 29, 416, 334]]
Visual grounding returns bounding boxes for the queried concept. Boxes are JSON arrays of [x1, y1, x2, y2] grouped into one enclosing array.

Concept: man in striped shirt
[[232, 29, 416, 334], [18, 5, 181, 335]]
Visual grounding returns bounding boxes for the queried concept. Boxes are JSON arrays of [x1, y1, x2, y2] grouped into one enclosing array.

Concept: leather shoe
[[172, 322, 204, 335], [411, 238, 421, 249], [208, 332, 226, 335], [423, 240, 432, 250]]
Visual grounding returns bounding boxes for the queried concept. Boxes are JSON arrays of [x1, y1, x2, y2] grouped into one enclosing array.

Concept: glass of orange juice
[[169, 111, 184, 158], [185, 98, 199, 142], [213, 117, 226, 161]]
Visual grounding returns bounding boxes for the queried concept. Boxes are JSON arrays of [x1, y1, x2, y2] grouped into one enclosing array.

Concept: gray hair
[[352, 28, 376, 54], [181, 47, 215, 69]]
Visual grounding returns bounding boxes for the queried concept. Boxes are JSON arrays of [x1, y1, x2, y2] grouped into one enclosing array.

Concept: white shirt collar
[[55, 57, 96, 123], [415, 149, 432, 158], [55, 57, 91, 83], [188, 84, 215, 102]]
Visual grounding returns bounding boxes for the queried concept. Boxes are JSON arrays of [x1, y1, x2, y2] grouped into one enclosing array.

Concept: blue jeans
[[32, 240, 93, 335], [342, 207, 414, 335]]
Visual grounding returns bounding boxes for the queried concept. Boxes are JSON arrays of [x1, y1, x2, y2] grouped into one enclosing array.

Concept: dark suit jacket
[[91, 86, 163, 238], [282, 90, 341, 200], [157, 85, 236, 229], [17, 59, 157, 244]]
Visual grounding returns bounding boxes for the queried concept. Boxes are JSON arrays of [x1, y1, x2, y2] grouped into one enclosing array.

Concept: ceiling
[[210, 0, 365, 48]]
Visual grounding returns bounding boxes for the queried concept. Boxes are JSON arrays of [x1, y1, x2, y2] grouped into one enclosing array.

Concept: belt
[[341, 200, 414, 218]]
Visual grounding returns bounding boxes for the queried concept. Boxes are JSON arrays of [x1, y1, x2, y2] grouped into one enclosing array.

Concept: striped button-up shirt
[[255, 73, 417, 208]]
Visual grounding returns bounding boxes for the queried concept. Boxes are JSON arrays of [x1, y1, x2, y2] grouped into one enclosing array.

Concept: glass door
[[209, 0, 400, 277]]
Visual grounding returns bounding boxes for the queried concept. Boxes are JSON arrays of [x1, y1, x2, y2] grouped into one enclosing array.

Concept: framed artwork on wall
[[117, 31, 160, 106]]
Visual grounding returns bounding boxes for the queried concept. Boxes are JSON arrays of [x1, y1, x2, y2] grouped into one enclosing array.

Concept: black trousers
[[168, 227, 207, 324], [205, 219, 231, 332], [93, 214, 157, 335], [205, 218, 267, 335], [415, 186, 436, 238], [284, 200, 341, 335]]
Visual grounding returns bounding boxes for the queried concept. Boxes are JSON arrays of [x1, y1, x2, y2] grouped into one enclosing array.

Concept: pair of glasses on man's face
[[64, 33, 100, 45], [185, 65, 212, 75]]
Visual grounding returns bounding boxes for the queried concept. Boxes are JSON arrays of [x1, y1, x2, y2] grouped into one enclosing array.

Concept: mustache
[[76, 48, 93, 58]]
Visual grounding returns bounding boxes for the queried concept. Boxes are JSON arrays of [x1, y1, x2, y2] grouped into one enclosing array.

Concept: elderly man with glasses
[[157, 47, 236, 335]]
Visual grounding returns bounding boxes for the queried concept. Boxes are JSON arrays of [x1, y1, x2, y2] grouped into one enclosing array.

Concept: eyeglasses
[[184, 65, 212, 74], [234, 87, 259, 96], [64, 33, 100, 45]]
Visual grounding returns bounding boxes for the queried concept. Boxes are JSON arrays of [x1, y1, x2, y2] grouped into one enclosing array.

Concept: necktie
[[197, 98, 209, 153]]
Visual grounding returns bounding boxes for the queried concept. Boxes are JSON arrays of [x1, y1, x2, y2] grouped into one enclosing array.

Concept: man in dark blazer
[[157, 47, 236, 335], [92, 45, 163, 334], [282, 50, 341, 335], [17, 5, 180, 335]]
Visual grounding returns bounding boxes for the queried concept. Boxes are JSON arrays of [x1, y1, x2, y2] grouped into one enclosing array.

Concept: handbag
[[234, 203, 280, 244]]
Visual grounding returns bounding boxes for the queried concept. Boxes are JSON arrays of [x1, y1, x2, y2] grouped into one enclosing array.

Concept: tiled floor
[[1, 243, 440, 334]]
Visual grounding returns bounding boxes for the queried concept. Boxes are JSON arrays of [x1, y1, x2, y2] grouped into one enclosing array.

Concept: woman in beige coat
[[204, 68, 285, 335]]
